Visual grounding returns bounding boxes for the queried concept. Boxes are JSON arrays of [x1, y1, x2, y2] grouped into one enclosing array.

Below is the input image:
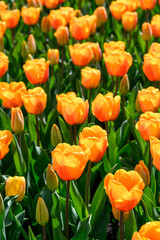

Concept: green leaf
[[108, 125, 118, 167], [0, 108, 11, 130], [13, 211, 29, 240], [71, 215, 91, 240], [28, 226, 36, 240], [28, 115, 37, 143], [58, 116, 71, 144], [124, 210, 137, 240]]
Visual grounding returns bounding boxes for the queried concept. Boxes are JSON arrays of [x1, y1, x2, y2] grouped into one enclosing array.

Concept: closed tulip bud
[[95, 0, 105, 6], [27, 34, 36, 55], [41, 16, 51, 34], [135, 160, 150, 187], [36, 197, 49, 226], [0, 194, 4, 215], [142, 22, 152, 41], [12, 2, 17, 9], [135, 95, 141, 112], [51, 124, 62, 147], [54, 26, 69, 46], [119, 74, 130, 96], [112, 206, 131, 222], [46, 164, 59, 191], [11, 107, 24, 133], [21, 41, 29, 59], [47, 49, 59, 65]]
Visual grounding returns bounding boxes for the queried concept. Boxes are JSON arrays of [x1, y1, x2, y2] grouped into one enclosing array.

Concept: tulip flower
[[41, 16, 51, 33], [119, 74, 130, 96], [132, 221, 160, 239], [0, 1, 7, 13], [135, 160, 150, 187], [150, 136, 160, 171], [23, 58, 50, 85], [43, 0, 58, 8], [46, 164, 59, 191], [5, 176, 26, 202], [54, 26, 69, 46], [47, 49, 59, 65], [109, 1, 128, 21], [21, 7, 41, 25], [51, 124, 62, 147], [56, 92, 77, 114], [81, 67, 101, 89], [93, 6, 108, 27], [0, 130, 13, 160], [27, 34, 36, 55], [48, 10, 67, 29], [21, 41, 29, 59], [104, 41, 125, 55], [0, 52, 8, 78], [151, 15, 160, 38], [140, 0, 157, 10], [36, 197, 49, 226], [0, 21, 6, 38], [11, 107, 24, 133], [122, 11, 138, 32], [112, 206, 131, 222], [143, 53, 160, 81], [142, 22, 152, 41], [1, 9, 20, 28]]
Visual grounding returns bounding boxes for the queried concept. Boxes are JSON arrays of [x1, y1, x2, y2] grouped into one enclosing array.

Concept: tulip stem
[[65, 181, 70, 240], [146, 10, 149, 22], [120, 211, 124, 240], [78, 0, 82, 9], [105, 121, 109, 160], [111, 76, 114, 92], [149, 142, 152, 187], [85, 161, 92, 210], [145, 41, 148, 53], [88, 89, 92, 123], [74, 124, 77, 145], [36, 115, 40, 146], [69, 125, 73, 144], [115, 77, 119, 96], [42, 226, 47, 240]]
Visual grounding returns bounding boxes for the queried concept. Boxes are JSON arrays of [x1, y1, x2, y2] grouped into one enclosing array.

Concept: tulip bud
[[119, 74, 130, 96], [46, 164, 59, 191], [142, 22, 152, 41], [54, 26, 69, 46], [41, 16, 51, 34], [135, 94, 141, 112], [27, 34, 36, 55], [21, 41, 29, 59], [0, 38, 4, 52], [12, 2, 17, 9], [27, 0, 35, 7], [36, 197, 49, 226], [11, 107, 24, 133], [95, 0, 105, 6], [28, 54, 34, 60], [51, 124, 62, 147], [112, 206, 131, 222], [135, 160, 150, 187], [0, 194, 4, 215], [47, 49, 59, 65]]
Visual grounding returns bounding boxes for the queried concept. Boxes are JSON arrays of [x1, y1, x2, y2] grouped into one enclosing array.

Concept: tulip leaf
[[108, 125, 118, 167], [0, 108, 11, 130], [28, 115, 37, 144], [58, 116, 71, 144], [124, 210, 137, 240], [11, 211, 29, 240], [0, 204, 5, 240], [21, 132, 30, 170], [28, 226, 36, 240], [116, 119, 130, 150], [71, 215, 91, 240], [70, 181, 88, 220]]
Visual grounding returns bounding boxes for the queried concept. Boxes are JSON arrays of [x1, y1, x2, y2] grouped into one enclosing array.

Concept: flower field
[[0, 0, 160, 239]]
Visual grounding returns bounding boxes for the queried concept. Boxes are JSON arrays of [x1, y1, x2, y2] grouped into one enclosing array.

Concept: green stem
[[120, 211, 124, 240], [105, 121, 109, 160], [122, 95, 125, 118], [69, 124, 73, 144], [115, 76, 119, 96], [36, 115, 40, 146], [74, 125, 77, 145], [88, 89, 92, 123], [146, 9, 149, 22], [111, 75, 114, 92], [42, 226, 47, 240], [61, 47, 65, 81], [65, 181, 70, 240], [145, 41, 148, 53], [149, 142, 152, 188], [85, 161, 92, 210]]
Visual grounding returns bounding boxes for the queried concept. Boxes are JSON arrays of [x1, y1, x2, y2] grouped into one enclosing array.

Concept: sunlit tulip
[[79, 125, 108, 162], [48, 10, 67, 29], [140, 0, 157, 10], [89, 42, 102, 62], [1, 9, 20, 28], [23, 58, 50, 85], [5, 176, 26, 202], [151, 15, 160, 38], [137, 87, 160, 112], [0, 52, 8, 78], [92, 93, 121, 122], [41, 16, 51, 33], [143, 53, 160, 81], [132, 221, 160, 239], [46, 164, 59, 191], [136, 112, 160, 141], [104, 41, 125, 55], [93, 6, 108, 27], [142, 22, 152, 41], [104, 169, 145, 211], [11, 107, 24, 133], [54, 26, 69, 46], [109, 1, 128, 21], [22, 87, 47, 115], [51, 143, 90, 181], [21, 7, 41, 25], [149, 42, 160, 53], [0, 130, 13, 146], [150, 136, 160, 171], [56, 92, 77, 114], [0, 21, 6, 38], [0, 1, 7, 14], [47, 49, 59, 65], [117, 0, 140, 11], [36, 197, 49, 226], [81, 67, 101, 89], [135, 160, 150, 187], [43, 0, 58, 9], [122, 11, 138, 31]]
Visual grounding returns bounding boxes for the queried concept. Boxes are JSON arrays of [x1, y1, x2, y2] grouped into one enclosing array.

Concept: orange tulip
[[0, 81, 26, 108], [132, 221, 160, 240], [122, 11, 138, 31], [0, 1, 7, 13], [92, 93, 121, 122], [140, 0, 157, 10], [60, 7, 77, 23], [151, 15, 160, 38], [0, 130, 13, 146], [23, 58, 50, 85], [22, 87, 47, 115], [51, 143, 90, 181], [135, 160, 150, 187], [143, 53, 160, 82], [89, 42, 102, 62], [41, 16, 51, 33], [137, 87, 160, 113], [93, 6, 108, 27], [56, 92, 77, 114], [47, 49, 59, 65], [11, 107, 24, 133], [109, 1, 128, 21], [142, 22, 152, 41], [48, 10, 67, 29], [43, 0, 58, 8], [136, 112, 160, 141], [0, 52, 8, 78], [81, 67, 101, 89], [5, 176, 26, 202], [58, 0, 66, 3], [150, 136, 160, 171], [79, 125, 108, 162], [21, 7, 41, 25], [117, 0, 140, 11], [104, 169, 145, 211], [57, 94, 89, 125], [1, 9, 20, 28], [54, 26, 69, 46], [103, 50, 133, 77], [0, 21, 6, 38], [149, 42, 160, 53], [104, 41, 125, 55], [159, 0, 160, 4]]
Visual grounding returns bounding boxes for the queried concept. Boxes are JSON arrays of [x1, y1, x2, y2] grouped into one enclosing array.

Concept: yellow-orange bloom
[[104, 169, 145, 211], [137, 87, 160, 113], [151, 15, 160, 38], [143, 53, 160, 82], [132, 221, 160, 240], [135, 160, 150, 187], [1, 9, 20, 28], [79, 125, 108, 162], [122, 11, 138, 31], [0, 1, 7, 13], [43, 0, 58, 8], [0, 21, 6, 38], [0, 81, 26, 108], [51, 143, 90, 181], [92, 93, 121, 122], [81, 67, 101, 89], [0, 52, 8, 78], [150, 136, 160, 171], [5, 176, 26, 202], [109, 1, 128, 21], [149, 42, 160, 53], [0, 130, 13, 145], [56, 92, 77, 114], [48, 10, 67, 29], [23, 58, 50, 85], [22, 87, 47, 115], [21, 7, 41, 25], [140, 0, 157, 10], [117, 0, 140, 11], [136, 112, 160, 141], [104, 41, 125, 55], [54, 26, 69, 46], [103, 50, 133, 77], [11, 107, 24, 133], [93, 6, 108, 27], [47, 49, 59, 65], [142, 22, 152, 41]]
